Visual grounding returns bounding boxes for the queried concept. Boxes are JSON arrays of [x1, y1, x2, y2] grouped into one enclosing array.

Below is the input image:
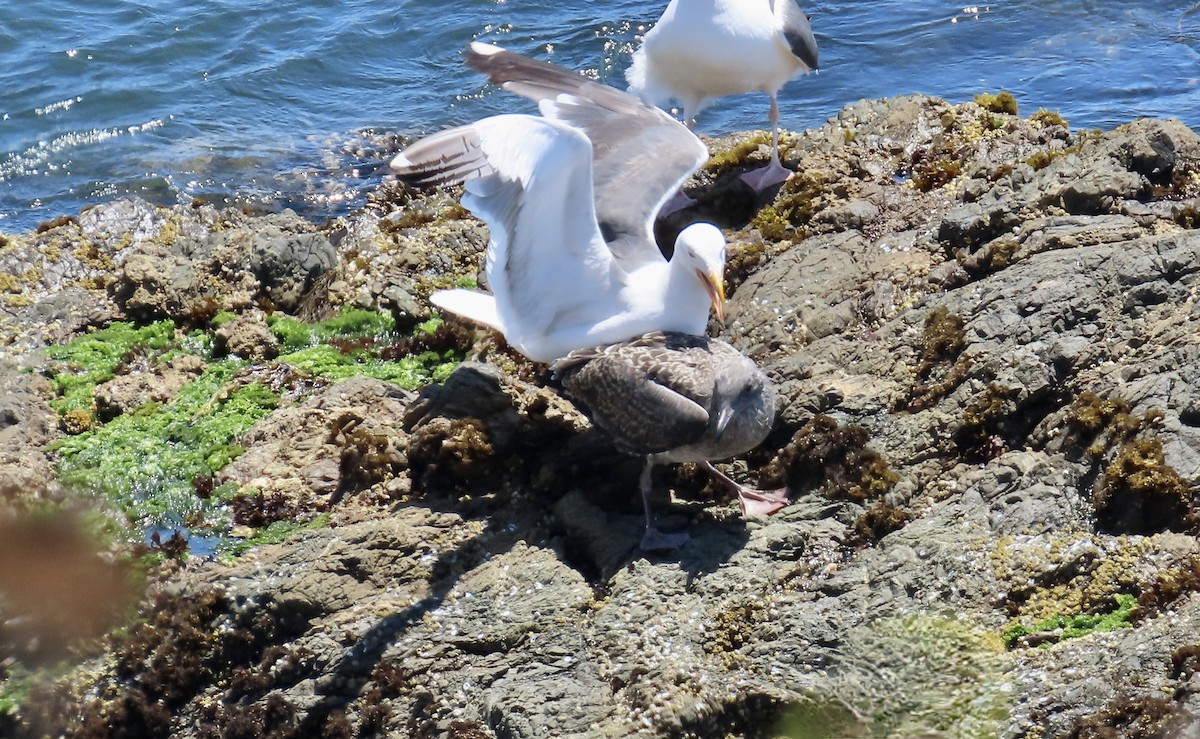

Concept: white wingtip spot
[[389, 152, 411, 172], [469, 41, 504, 56]]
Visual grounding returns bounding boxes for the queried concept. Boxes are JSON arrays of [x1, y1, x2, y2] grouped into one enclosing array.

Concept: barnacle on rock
[[1066, 693, 1196, 739], [704, 598, 771, 669], [993, 536, 1150, 630]]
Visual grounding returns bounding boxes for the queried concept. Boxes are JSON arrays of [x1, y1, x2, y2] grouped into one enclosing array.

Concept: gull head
[[675, 222, 727, 322]]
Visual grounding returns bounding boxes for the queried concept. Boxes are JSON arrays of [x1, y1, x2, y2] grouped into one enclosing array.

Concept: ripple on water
[[1, 0, 1198, 232]]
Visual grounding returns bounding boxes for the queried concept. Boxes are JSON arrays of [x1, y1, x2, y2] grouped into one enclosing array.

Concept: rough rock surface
[[4, 96, 1200, 738]]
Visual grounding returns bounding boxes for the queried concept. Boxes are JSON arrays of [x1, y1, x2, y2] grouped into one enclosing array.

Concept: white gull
[[627, 0, 820, 192], [391, 43, 728, 364]]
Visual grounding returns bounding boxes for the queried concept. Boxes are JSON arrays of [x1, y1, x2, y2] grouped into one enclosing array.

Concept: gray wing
[[463, 42, 708, 271], [773, 0, 819, 71]]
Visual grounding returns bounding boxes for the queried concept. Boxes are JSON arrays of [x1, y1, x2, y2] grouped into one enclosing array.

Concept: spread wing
[[391, 114, 624, 346], [463, 42, 708, 271], [773, 0, 819, 71]]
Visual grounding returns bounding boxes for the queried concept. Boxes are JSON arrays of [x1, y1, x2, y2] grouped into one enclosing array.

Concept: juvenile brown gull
[[553, 331, 788, 550], [391, 43, 728, 364], [626, 0, 820, 192]]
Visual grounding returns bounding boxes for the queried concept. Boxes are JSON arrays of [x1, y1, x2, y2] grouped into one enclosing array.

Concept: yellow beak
[[697, 268, 726, 323]]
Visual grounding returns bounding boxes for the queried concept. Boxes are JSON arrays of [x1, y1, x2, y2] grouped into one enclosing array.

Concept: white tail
[[430, 289, 503, 331]]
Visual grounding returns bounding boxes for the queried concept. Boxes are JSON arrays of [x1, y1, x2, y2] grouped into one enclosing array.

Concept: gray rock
[[248, 218, 337, 312], [11, 98, 1200, 739]]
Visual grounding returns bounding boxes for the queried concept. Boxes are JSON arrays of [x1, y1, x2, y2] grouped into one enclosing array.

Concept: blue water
[[1, 0, 1198, 234]]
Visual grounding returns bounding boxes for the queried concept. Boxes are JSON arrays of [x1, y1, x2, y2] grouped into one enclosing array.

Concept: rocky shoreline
[[3, 93, 1200, 737]]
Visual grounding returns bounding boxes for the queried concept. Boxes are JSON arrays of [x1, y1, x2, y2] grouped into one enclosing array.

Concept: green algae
[[0, 664, 32, 719], [45, 320, 177, 414], [218, 513, 331, 561], [210, 310, 237, 328], [45, 307, 462, 536], [1002, 593, 1137, 649], [274, 309, 461, 387], [268, 307, 395, 351], [277, 340, 459, 387], [52, 359, 279, 531]]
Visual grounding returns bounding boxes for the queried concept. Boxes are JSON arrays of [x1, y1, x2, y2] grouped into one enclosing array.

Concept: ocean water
[[1, 0, 1198, 234]]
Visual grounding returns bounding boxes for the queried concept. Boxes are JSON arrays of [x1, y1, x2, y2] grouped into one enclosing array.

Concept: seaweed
[[52, 361, 279, 533], [1094, 437, 1192, 535], [953, 383, 1022, 461], [1066, 693, 1196, 739], [903, 307, 971, 411], [853, 500, 912, 544], [44, 320, 178, 415], [760, 415, 899, 503], [1002, 593, 1137, 649], [1030, 108, 1068, 129], [974, 91, 1019, 116]]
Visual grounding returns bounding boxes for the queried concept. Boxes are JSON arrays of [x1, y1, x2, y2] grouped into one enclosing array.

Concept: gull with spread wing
[[391, 42, 728, 364]]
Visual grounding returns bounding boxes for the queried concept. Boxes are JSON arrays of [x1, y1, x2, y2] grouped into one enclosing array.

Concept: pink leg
[[739, 93, 793, 193], [701, 461, 790, 517]]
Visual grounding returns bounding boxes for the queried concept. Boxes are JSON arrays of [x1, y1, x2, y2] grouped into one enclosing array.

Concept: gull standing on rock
[[627, 0, 819, 192], [554, 331, 788, 551], [391, 43, 728, 364]]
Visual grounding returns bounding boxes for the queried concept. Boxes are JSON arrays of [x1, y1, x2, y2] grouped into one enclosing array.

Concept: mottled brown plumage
[[554, 331, 787, 549]]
